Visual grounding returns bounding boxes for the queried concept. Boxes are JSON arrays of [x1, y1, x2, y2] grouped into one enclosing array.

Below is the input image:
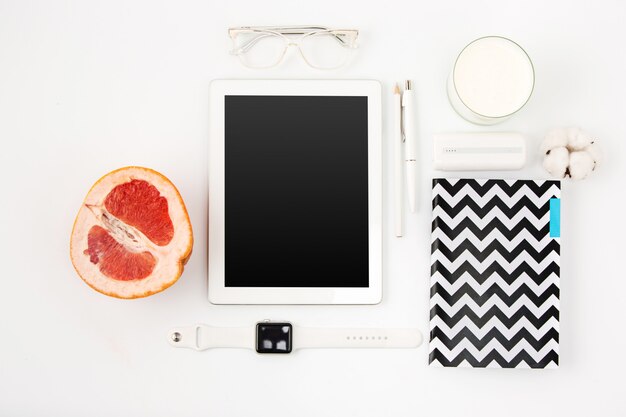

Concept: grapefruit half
[[70, 167, 193, 298]]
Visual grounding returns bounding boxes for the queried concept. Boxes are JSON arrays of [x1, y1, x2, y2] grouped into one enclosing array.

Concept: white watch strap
[[168, 325, 254, 351], [168, 324, 423, 351], [294, 327, 422, 349]]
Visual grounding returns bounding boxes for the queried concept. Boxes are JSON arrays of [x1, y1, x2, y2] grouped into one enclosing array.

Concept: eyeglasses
[[228, 26, 359, 70]]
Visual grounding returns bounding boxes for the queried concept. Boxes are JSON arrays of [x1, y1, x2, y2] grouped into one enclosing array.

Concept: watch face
[[256, 323, 292, 354]]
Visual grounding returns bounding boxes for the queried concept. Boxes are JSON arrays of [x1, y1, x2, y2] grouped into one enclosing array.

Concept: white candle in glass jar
[[447, 36, 535, 125]]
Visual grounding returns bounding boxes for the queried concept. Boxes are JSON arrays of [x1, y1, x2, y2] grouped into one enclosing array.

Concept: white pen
[[402, 80, 417, 213], [393, 84, 403, 237]]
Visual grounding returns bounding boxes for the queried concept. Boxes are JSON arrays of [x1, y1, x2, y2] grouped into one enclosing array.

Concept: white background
[[1, 0, 625, 416]]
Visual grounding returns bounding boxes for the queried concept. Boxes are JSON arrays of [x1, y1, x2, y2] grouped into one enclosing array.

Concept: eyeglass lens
[[234, 32, 287, 68], [299, 32, 353, 69]]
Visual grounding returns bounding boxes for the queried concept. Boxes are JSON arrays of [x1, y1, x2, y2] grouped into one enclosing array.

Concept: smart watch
[[168, 321, 423, 353]]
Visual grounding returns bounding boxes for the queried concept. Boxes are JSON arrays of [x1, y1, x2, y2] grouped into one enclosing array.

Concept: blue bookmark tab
[[549, 198, 561, 238]]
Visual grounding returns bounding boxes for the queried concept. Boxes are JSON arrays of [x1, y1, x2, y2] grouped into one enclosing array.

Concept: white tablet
[[208, 79, 382, 304]]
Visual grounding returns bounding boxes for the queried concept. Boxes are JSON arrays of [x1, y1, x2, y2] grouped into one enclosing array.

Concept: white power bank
[[433, 132, 526, 171]]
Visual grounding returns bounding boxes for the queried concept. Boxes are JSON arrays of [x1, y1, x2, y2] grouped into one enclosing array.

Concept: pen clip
[[400, 96, 406, 143], [400, 80, 412, 144]]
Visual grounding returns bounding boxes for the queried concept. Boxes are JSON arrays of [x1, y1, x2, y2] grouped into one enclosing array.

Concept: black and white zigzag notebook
[[429, 179, 561, 368]]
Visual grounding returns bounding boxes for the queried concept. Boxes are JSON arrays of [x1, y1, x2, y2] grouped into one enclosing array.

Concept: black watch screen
[[256, 322, 293, 354]]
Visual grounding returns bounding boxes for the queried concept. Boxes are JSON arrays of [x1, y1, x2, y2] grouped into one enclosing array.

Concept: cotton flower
[[568, 151, 595, 180], [543, 146, 569, 178], [541, 127, 601, 180], [566, 127, 593, 151], [540, 128, 568, 154]]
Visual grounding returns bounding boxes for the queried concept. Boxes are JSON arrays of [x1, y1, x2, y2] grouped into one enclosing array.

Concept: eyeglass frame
[[228, 25, 359, 69]]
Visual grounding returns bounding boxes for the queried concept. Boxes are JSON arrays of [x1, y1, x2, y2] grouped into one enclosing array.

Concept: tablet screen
[[224, 95, 369, 287]]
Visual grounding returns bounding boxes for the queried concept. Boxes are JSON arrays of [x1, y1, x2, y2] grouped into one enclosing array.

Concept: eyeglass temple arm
[[232, 25, 330, 34]]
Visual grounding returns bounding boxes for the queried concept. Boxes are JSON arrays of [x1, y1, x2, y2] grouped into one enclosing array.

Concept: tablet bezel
[[208, 79, 382, 304]]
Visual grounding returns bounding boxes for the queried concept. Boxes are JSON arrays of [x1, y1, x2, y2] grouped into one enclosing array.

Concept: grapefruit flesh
[[70, 167, 193, 298], [103, 179, 174, 246], [85, 225, 157, 281]]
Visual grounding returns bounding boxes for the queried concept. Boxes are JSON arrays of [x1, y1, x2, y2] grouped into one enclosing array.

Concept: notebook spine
[[429, 178, 444, 363]]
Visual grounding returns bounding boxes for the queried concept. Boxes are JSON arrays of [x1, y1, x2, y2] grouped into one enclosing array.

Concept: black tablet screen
[[224, 95, 369, 287]]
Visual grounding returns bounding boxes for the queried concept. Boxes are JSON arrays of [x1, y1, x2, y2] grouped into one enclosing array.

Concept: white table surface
[[1, 0, 625, 415]]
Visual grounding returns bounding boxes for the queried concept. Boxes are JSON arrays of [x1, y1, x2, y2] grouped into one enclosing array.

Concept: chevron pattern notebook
[[429, 179, 561, 368]]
